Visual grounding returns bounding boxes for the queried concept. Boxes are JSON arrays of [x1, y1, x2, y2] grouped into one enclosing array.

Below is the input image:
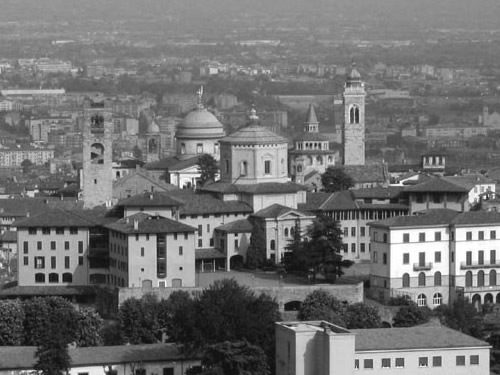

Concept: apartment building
[[0, 147, 54, 167], [276, 321, 490, 375], [369, 209, 500, 308]]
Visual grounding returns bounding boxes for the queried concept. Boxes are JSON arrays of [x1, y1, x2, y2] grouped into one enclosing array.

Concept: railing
[[413, 262, 432, 271], [460, 261, 500, 270], [464, 285, 498, 293]]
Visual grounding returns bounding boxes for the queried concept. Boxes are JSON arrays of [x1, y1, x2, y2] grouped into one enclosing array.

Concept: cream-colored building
[[276, 321, 490, 375], [369, 210, 500, 309]]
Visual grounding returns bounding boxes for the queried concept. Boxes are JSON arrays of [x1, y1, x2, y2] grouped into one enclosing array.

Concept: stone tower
[[145, 120, 161, 163], [342, 64, 366, 166], [82, 101, 113, 208]]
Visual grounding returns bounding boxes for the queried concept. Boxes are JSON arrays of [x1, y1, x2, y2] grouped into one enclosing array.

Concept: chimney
[[133, 218, 139, 231]]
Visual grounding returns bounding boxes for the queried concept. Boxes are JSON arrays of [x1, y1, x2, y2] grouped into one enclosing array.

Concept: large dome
[[176, 107, 225, 139]]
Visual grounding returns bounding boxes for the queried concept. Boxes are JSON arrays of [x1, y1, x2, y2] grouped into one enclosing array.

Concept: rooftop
[[369, 209, 460, 228], [14, 208, 99, 228], [215, 218, 253, 233], [117, 192, 185, 208], [252, 204, 310, 219], [105, 213, 195, 234], [406, 177, 469, 193]]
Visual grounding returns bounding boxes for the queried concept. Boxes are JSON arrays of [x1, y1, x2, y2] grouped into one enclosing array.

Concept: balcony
[[464, 285, 499, 293], [413, 262, 432, 271], [460, 261, 500, 270]]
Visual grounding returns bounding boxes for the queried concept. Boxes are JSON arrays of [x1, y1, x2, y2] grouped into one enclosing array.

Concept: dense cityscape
[[1, 1, 500, 374]]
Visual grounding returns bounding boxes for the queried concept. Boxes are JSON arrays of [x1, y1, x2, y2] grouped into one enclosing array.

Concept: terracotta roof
[[319, 191, 358, 211], [369, 209, 460, 228], [113, 170, 178, 192], [201, 182, 307, 195], [406, 178, 469, 193], [298, 192, 332, 212], [344, 164, 387, 184], [352, 187, 404, 200], [353, 326, 489, 352], [14, 209, 99, 228], [252, 204, 310, 219], [117, 192, 185, 208], [452, 211, 500, 226], [443, 175, 494, 190], [195, 248, 226, 260], [220, 124, 288, 145], [0, 343, 193, 370], [105, 213, 195, 234], [0, 230, 17, 242], [293, 132, 329, 142], [215, 219, 253, 233]]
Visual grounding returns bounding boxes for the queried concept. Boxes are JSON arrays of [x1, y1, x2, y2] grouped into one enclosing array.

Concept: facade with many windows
[[369, 210, 500, 308], [276, 321, 490, 375]]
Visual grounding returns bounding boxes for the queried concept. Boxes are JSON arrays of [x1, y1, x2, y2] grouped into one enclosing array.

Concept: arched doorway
[[284, 301, 302, 312], [484, 293, 493, 304], [497, 293, 500, 304], [472, 294, 481, 311]]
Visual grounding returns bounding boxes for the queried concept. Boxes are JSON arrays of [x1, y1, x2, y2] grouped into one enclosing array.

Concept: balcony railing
[[464, 285, 498, 293], [460, 261, 500, 270], [413, 262, 432, 271]]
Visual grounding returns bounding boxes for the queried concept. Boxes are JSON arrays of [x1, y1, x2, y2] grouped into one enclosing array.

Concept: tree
[[297, 290, 346, 327], [117, 294, 162, 344], [320, 166, 354, 192], [0, 299, 24, 345], [132, 145, 143, 160], [435, 299, 484, 339], [344, 303, 382, 329], [392, 302, 431, 327], [197, 154, 219, 187], [284, 214, 352, 283], [198, 340, 270, 375], [245, 218, 267, 269], [74, 308, 103, 347], [21, 159, 33, 174]]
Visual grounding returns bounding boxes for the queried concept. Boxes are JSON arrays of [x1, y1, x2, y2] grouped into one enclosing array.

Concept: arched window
[[90, 143, 105, 164], [297, 164, 303, 173], [270, 240, 276, 251], [417, 294, 427, 307], [349, 105, 360, 124], [196, 143, 203, 154], [284, 228, 289, 237], [214, 143, 219, 154], [328, 156, 333, 163], [49, 273, 59, 283], [478, 271, 485, 287], [316, 156, 323, 165], [433, 293, 442, 306], [307, 156, 313, 166], [240, 161, 248, 176], [418, 272, 426, 286], [181, 143, 186, 154], [62, 273, 73, 283], [290, 227, 295, 237], [35, 273, 45, 283], [465, 271, 473, 287], [402, 273, 410, 287], [434, 271, 442, 286], [490, 270, 497, 286]]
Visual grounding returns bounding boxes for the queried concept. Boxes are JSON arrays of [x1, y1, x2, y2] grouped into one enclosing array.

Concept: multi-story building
[[0, 147, 54, 167], [104, 213, 196, 288], [276, 321, 490, 375], [369, 210, 500, 309]]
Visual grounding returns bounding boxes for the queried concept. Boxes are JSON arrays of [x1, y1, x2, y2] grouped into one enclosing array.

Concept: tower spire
[[305, 102, 319, 133], [249, 103, 259, 125]]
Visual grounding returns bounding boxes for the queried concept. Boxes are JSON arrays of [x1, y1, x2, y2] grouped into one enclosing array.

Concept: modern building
[[369, 209, 500, 309], [276, 321, 490, 375]]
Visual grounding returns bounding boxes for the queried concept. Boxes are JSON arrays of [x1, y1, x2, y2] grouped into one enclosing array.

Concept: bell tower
[[82, 101, 113, 208], [342, 63, 366, 166]]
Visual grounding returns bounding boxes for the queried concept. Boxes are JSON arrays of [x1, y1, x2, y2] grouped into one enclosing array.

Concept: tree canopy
[[283, 214, 353, 283], [197, 154, 219, 187], [392, 301, 431, 327], [320, 166, 354, 192], [435, 299, 484, 339]]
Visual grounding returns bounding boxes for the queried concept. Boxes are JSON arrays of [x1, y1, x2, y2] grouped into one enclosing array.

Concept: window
[[23, 256, 29, 266], [383, 233, 388, 243], [343, 227, 349, 237], [418, 357, 428, 368], [196, 143, 203, 154], [78, 256, 84, 266], [381, 358, 390, 368], [35, 273, 45, 283], [23, 241, 28, 254], [433, 293, 442, 306], [264, 160, 271, 174], [42, 227, 50, 235], [174, 233, 178, 240], [270, 240, 276, 251], [456, 355, 465, 366], [382, 253, 387, 264], [28, 228, 37, 235], [434, 272, 442, 286], [403, 253, 409, 264], [198, 225, 202, 236], [235, 240, 239, 248], [70, 227, 78, 235], [491, 230, 496, 240], [432, 356, 442, 367], [363, 359, 373, 369], [373, 251, 378, 263], [135, 234, 139, 241], [466, 271, 473, 287], [179, 246, 183, 255], [360, 243, 366, 253], [51, 256, 56, 269], [479, 250, 484, 265], [240, 161, 248, 176], [56, 228, 64, 235], [141, 247, 144, 257], [417, 294, 427, 307], [146, 234, 149, 241], [466, 251, 472, 265], [224, 159, 229, 173], [354, 359, 359, 369], [35, 256, 45, 269], [37, 241, 42, 250], [198, 239, 202, 247], [395, 358, 404, 368], [351, 227, 356, 237], [491, 250, 496, 265], [418, 272, 426, 286], [163, 368, 174, 375], [343, 244, 348, 253], [478, 270, 485, 287], [402, 273, 410, 287], [490, 270, 497, 286], [419, 232, 426, 242], [184, 233, 188, 240], [479, 231, 485, 240], [360, 227, 366, 237], [64, 241, 69, 250], [49, 273, 59, 283], [65, 256, 70, 269], [466, 231, 472, 241], [351, 243, 356, 253], [434, 251, 441, 263], [434, 231, 441, 241], [62, 273, 72, 283], [470, 355, 479, 365]]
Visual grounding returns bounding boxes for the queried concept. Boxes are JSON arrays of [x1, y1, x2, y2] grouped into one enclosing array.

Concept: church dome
[[176, 107, 225, 139]]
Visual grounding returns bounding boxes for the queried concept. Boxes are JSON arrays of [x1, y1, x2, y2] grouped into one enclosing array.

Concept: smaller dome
[[147, 120, 160, 133], [176, 107, 225, 139]]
